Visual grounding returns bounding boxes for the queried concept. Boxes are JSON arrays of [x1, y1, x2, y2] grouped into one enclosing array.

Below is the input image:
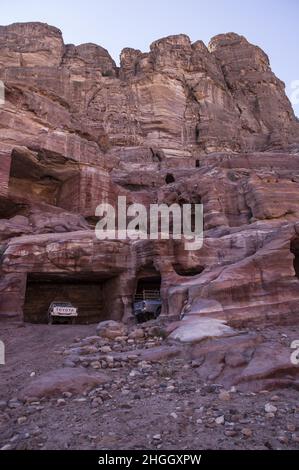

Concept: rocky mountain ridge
[[0, 21, 299, 331]]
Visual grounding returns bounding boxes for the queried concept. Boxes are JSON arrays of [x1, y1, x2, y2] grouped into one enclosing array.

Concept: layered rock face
[[0, 22, 299, 326]]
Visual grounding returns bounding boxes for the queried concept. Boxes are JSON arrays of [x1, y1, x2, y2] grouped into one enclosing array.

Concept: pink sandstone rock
[[19, 367, 110, 399], [0, 22, 299, 332]]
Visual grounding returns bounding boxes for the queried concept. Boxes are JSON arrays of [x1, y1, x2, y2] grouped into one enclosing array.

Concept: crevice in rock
[[290, 238, 299, 278], [172, 264, 204, 276], [165, 173, 175, 184]]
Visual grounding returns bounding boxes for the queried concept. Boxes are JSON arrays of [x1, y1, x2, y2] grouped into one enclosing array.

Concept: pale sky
[[1, 0, 298, 114]]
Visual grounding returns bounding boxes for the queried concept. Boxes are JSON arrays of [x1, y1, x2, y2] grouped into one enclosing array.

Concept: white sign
[[53, 307, 77, 315]]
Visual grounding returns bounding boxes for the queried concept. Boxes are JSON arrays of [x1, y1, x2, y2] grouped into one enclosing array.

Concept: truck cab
[[133, 289, 162, 323]]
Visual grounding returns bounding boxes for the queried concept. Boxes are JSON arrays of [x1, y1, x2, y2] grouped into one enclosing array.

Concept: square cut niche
[[8, 147, 80, 209], [23, 272, 116, 324]]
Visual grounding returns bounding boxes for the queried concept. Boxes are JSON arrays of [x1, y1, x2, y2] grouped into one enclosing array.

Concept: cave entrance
[[23, 273, 115, 324], [135, 276, 161, 298], [133, 273, 162, 323], [290, 239, 299, 278], [165, 173, 175, 184]]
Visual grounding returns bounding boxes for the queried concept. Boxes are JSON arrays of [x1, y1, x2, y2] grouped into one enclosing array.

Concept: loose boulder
[[96, 320, 127, 339], [169, 316, 236, 343], [19, 367, 110, 400]]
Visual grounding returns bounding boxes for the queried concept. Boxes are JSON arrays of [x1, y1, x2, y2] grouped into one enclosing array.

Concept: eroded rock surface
[[0, 21, 299, 334]]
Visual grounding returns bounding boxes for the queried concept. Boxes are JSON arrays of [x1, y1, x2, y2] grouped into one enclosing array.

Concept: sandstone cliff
[[1, 22, 299, 327]]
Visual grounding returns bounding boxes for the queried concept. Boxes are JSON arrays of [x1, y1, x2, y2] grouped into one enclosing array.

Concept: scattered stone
[[202, 384, 218, 394], [277, 435, 288, 444], [224, 430, 237, 437], [218, 390, 231, 401], [0, 400, 7, 410], [148, 326, 165, 338], [8, 399, 22, 409], [129, 329, 144, 340], [1, 444, 12, 450], [191, 358, 204, 368], [270, 395, 280, 401], [57, 398, 66, 405], [115, 336, 128, 342], [91, 397, 103, 408], [17, 416, 27, 425], [63, 360, 76, 368], [90, 361, 101, 369], [265, 403, 277, 413], [96, 321, 127, 340], [26, 398, 40, 405], [241, 428, 253, 437], [215, 415, 225, 425]]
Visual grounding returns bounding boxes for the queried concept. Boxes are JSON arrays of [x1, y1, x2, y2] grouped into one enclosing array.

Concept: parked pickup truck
[[133, 290, 162, 323], [48, 301, 78, 324]]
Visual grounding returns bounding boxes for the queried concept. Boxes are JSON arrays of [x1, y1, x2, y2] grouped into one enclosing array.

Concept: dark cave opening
[[172, 264, 204, 276], [135, 275, 161, 297], [165, 173, 175, 184], [290, 239, 299, 278], [133, 273, 162, 323], [23, 273, 115, 324]]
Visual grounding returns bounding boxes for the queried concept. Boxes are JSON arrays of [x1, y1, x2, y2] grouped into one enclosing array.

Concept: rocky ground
[[0, 320, 299, 450]]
